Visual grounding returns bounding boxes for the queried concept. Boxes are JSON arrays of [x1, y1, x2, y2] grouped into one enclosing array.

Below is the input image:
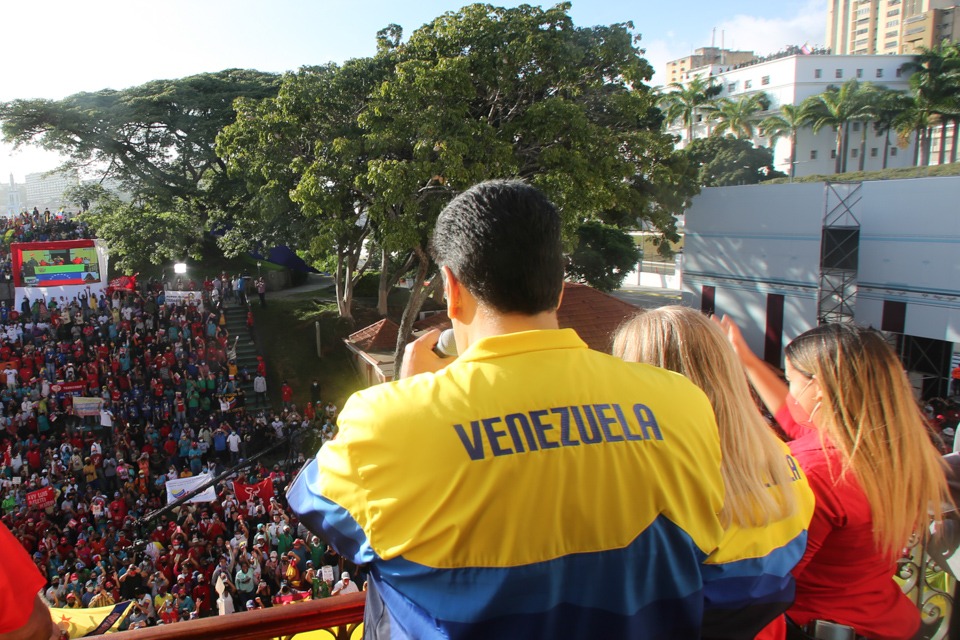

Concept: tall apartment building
[[663, 47, 756, 85], [826, 0, 960, 55]]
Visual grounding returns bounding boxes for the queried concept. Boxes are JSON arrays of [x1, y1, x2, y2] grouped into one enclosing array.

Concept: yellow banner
[[50, 601, 133, 637]]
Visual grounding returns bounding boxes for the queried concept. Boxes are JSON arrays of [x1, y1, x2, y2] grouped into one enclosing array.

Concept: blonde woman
[[718, 318, 948, 640], [613, 306, 815, 639]]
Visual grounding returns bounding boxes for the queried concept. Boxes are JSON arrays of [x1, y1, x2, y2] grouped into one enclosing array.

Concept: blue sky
[[2, 0, 825, 179]]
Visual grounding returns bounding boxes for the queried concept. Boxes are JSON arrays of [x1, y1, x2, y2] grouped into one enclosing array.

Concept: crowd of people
[[0, 217, 354, 635]]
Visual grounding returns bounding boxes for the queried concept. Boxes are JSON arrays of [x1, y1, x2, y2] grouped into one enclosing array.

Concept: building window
[[871, 147, 879, 157], [851, 148, 859, 158], [886, 19, 899, 27], [831, 149, 838, 159], [890, 147, 898, 156], [836, 69, 844, 78], [761, 75, 770, 85], [810, 149, 819, 160], [886, 41, 898, 49], [852, 122, 860, 132], [744, 79, 753, 89], [876, 68, 884, 78], [815, 68, 823, 78], [727, 82, 736, 93], [896, 67, 903, 77], [888, 8, 900, 16], [856, 68, 864, 78]]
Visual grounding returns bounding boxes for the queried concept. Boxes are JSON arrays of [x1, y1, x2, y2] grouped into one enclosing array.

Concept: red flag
[[106, 273, 138, 296], [233, 479, 274, 503]]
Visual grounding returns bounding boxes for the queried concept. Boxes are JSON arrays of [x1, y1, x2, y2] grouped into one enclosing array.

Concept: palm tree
[[853, 84, 884, 171], [760, 104, 811, 179], [705, 93, 771, 139], [872, 90, 913, 169], [658, 77, 722, 145], [802, 79, 876, 174], [894, 100, 935, 167], [901, 41, 960, 165]]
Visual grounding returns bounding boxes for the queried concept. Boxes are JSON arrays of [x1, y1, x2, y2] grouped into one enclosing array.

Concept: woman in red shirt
[[722, 319, 949, 640]]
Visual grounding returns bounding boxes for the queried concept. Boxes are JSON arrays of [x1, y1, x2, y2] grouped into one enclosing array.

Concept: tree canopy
[[0, 69, 280, 269], [684, 136, 785, 187]]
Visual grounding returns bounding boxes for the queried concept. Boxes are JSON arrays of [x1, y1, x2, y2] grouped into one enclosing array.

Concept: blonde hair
[[785, 324, 948, 558], [612, 306, 796, 528]]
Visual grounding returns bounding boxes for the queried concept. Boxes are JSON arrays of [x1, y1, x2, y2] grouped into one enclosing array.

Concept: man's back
[[288, 328, 725, 639]]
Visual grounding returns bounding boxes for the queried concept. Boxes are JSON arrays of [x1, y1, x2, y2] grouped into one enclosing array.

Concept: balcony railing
[[108, 592, 365, 640]]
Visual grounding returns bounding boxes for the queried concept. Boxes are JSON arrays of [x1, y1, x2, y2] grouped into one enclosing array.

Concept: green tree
[[567, 221, 642, 292], [901, 41, 960, 165], [218, 58, 394, 321], [802, 79, 877, 174], [705, 93, 771, 139], [894, 98, 935, 167], [360, 3, 697, 365], [659, 77, 723, 143], [0, 70, 279, 266], [872, 89, 913, 169], [684, 136, 785, 187], [759, 104, 812, 180]]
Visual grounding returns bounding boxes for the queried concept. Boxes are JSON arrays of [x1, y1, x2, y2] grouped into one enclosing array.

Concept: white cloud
[[642, 0, 827, 86], [717, 0, 827, 57]]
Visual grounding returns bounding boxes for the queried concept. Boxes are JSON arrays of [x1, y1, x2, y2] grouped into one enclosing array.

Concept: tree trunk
[[939, 119, 949, 166], [789, 132, 797, 180], [913, 127, 922, 166], [841, 122, 851, 173], [858, 122, 867, 172], [392, 245, 435, 376], [834, 130, 844, 174], [952, 117, 959, 164], [882, 131, 890, 170], [334, 249, 354, 322], [377, 249, 416, 317], [377, 247, 391, 317]]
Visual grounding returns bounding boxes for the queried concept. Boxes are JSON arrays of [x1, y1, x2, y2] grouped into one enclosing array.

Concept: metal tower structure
[[817, 182, 862, 325]]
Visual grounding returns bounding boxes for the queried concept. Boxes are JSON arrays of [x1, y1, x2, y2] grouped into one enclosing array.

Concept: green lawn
[[250, 287, 365, 418]]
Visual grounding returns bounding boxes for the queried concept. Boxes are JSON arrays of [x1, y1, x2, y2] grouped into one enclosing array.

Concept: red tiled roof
[[347, 283, 639, 367], [346, 318, 400, 352], [413, 311, 451, 331], [558, 282, 639, 352]]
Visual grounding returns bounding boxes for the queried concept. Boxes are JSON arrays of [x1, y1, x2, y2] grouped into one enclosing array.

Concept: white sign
[[164, 473, 217, 504], [321, 565, 335, 583], [163, 290, 201, 305]]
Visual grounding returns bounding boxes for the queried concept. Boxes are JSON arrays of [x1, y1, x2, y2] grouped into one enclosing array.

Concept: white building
[[665, 53, 919, 178], [682, 176, 960, 397], [24, 170, 79, 210]]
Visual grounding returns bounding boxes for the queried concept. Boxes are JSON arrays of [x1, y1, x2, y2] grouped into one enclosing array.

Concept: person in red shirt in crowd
[[280, 381, 293, 410], [192, 574, 212, 617], [723, 319, 949, 640]]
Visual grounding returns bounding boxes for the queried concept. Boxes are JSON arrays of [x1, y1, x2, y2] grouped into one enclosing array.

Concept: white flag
[[165, 473, 217, 504]]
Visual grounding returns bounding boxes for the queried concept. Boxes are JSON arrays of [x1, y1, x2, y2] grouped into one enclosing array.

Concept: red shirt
[[776, 406, 919, 640]]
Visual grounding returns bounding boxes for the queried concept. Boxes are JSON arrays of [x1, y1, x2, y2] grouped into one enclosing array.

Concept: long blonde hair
[[785, 323, 948, 558], [613, 306, 796, 528]]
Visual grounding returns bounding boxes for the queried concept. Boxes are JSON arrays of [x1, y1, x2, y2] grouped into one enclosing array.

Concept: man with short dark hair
[[289, 181, 737, 638]]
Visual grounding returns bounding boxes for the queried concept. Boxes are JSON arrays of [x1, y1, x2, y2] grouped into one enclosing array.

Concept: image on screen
[[19, 247, 101, 286]]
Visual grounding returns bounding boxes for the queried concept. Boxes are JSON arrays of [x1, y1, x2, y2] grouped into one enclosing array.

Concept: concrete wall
[[683, 176, 960, 361]]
